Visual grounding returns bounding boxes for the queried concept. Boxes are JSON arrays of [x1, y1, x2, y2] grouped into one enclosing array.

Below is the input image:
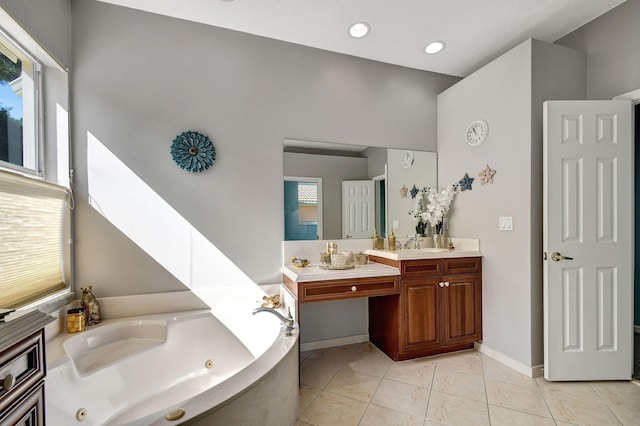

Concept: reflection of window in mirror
[[297, 182, 318, 223], [284, 177, 323, 240]]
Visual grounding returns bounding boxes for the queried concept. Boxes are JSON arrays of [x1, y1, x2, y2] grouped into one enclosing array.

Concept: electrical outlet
[[392, 220, 399, 230], [499, 216, 513, 231]]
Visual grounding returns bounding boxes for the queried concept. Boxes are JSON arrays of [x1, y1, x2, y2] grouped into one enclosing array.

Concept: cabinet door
[[401, 277, 441, 352], [0, 381, 44, 426], [442, 274, 482, 346]]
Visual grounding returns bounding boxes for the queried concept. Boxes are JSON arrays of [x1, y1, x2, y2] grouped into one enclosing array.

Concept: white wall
[[437, 39, 585, 368], [71, 0, 459, 300]]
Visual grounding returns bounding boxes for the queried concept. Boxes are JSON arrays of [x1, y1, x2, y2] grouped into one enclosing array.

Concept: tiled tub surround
[[45, 286, 299, 425], [297, 343, 640, 426]]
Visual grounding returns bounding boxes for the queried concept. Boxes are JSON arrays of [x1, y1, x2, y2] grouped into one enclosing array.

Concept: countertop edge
[[281, 263, 401, 283], [365, 249, 483, 261]]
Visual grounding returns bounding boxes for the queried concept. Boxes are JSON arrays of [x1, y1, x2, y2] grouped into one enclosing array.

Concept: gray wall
[[71, 0, 459, 298], [437, 39, 585, 368], [284, 152, 369, 240], [556, 0, 640, 100], [0, 0, 71, 68], [387, 149, 438, 237]]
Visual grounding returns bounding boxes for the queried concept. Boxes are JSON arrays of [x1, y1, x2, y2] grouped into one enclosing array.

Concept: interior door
[[342, 180, 375, 239], [543, 100, 633, 380]]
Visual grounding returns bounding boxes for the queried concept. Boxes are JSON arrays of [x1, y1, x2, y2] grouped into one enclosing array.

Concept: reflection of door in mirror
[[283, 139, 436, 239], [342, 180, 375, 239], [284, 177, 323, 240]]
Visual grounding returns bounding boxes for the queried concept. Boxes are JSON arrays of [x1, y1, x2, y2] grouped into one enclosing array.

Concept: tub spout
[[252, 307, 295, 336]]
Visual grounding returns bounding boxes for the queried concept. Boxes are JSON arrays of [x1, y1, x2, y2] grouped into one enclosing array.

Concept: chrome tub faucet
[[252, 307, 295, 336]]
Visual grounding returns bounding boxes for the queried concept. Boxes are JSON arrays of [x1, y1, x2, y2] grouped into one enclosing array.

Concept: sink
[[400, 248, 449, 253]]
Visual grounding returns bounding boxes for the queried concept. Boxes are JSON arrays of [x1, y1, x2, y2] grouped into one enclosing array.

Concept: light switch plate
[[392, 220, 399, 230], [499, 216, 513, 231]]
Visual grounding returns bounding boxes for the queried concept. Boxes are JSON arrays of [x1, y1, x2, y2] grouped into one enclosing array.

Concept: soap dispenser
[[371, 229, 378, 249], [388, 231, 396, 251]]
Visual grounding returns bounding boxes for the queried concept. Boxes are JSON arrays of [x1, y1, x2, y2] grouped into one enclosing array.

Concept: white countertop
[[281, 261, 400, 283], [365, 238, 482, 261], [365, 248, 482, 261]]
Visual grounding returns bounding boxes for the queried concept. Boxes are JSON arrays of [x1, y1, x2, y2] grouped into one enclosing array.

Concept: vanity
[[0, 310, 55, 425], [281, 239, 482, 361]]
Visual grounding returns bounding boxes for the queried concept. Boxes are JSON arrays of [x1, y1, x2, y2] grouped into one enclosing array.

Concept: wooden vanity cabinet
[[369, 256, 482, 361], [0, 311, 54, 426]]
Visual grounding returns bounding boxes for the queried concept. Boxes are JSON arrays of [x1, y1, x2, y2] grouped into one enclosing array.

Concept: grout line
[[533, 377, 555, 423], [479, 353, 492, 424], [589, 383, 626, 425]]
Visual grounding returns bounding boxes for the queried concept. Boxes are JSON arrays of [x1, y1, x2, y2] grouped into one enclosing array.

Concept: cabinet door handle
[[445, 281, 450, 287], [438, 282, 444, 287], [351, 286, 357, 292], [2, 373, 15, 391]]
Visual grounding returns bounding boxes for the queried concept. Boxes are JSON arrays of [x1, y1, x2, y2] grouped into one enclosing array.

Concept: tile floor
[[297, 343, 640, 425]]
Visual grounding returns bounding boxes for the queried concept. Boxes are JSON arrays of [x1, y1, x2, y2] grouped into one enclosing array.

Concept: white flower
[[408, 184, 458, 227]]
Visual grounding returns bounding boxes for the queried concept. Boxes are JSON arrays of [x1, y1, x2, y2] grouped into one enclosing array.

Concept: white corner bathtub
[[45, 308, 298, 425]]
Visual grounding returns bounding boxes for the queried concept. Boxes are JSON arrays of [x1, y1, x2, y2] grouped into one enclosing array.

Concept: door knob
[[551, 252, 573, 262]]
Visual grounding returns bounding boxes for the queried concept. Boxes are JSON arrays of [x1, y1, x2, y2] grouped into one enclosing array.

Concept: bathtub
[[45, 307, 299, 425]]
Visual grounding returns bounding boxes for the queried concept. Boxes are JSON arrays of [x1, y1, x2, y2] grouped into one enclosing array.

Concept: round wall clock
[[401, 150, 414, 168], [466, 120, 488, 146]]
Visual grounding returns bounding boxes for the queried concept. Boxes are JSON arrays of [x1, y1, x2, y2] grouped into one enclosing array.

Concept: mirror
[[283, 139, 437, 240]]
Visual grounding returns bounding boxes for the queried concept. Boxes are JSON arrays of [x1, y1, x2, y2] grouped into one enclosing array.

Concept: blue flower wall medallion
[[171, 131, 216, 173], [459, 173, 475, 191], [410, 185, 419, 199]]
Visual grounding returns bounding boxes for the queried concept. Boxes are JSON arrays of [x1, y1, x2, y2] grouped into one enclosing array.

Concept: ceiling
[[97, 0, 624, 77]]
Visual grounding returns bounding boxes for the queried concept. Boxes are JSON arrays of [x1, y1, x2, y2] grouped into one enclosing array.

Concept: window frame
[[0, 27, 43, 178]]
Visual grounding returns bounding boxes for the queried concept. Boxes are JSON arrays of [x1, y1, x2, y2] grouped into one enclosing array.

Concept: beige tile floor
[[297, 343, 640, 426]]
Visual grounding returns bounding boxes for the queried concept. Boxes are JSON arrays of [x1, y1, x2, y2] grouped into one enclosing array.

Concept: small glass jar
[[66, 308, 85, 333]]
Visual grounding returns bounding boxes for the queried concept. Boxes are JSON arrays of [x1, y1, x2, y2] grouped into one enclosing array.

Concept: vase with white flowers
[[409, 184, 458, 248], [408, 190, 431, 236]]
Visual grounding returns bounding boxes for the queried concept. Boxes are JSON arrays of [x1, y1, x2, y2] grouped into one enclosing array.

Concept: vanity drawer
[[300, 276, 399, 302], [401, 259, 442, 276], [443, 257, 482, 275], [0, 330, 45, 415]]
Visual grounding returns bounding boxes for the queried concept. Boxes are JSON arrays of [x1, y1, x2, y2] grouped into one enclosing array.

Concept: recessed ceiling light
[[425, 41, 446, 55], [349, 22, 370, 38]]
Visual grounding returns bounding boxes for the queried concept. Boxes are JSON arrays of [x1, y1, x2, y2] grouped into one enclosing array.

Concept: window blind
[[0, 170, 69, 308]]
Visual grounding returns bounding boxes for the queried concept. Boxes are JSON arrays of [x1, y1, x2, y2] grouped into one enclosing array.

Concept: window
[[297, 182, 318, 223], [0, 170, 71, 309], [0, 31, 40, 175]]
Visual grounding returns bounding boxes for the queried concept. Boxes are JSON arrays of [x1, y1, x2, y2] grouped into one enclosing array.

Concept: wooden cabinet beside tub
[[369, 256, 482, 361], [0, 310, 54, 426]]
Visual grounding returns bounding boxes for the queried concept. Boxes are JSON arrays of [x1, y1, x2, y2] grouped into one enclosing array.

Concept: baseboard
[[475, 342, 543, 378], [300, 334, 369, 352]]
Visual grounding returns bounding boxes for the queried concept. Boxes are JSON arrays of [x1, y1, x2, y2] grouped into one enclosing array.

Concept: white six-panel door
[[543, 100, 633, 380], [342, 180, 375, 239]]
